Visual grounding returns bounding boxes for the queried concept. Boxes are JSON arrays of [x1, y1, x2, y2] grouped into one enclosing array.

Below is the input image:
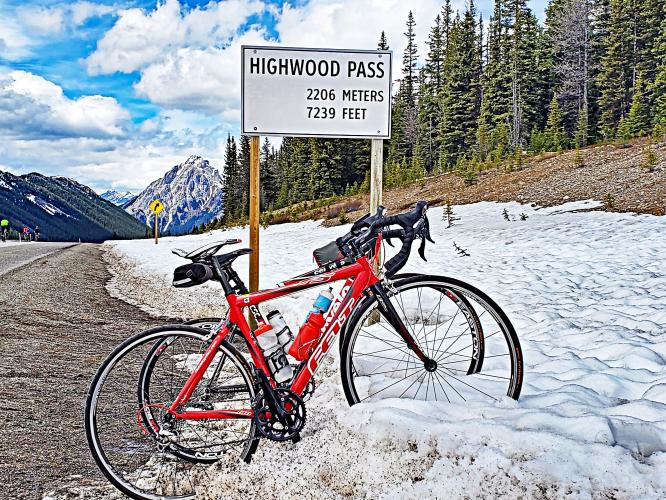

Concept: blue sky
[[0, 0, 548, 192]]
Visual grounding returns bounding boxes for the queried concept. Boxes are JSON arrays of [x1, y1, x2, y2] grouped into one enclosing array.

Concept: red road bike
[[85, 201, 523, 499]]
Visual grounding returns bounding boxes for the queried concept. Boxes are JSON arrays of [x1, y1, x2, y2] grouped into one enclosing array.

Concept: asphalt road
[[0, 242, 75, 277], [0, 244, 164, 499]]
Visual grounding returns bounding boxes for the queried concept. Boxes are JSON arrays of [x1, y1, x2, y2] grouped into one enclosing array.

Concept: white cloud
[[15, 2, 117, 36], [134, 29, 267, 116], [0, 14, 33, 60], [1, 70, 130, 138], [70, 1, 117, 26], [16, 6, 66, 35], [86, 0, 265, 75], [0, 70, 227, 191]]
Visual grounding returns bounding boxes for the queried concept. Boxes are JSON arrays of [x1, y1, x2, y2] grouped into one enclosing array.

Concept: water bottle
[[288, 288, 334, 361], [255, 322, 293, 383], [267, 311, 293, 348]]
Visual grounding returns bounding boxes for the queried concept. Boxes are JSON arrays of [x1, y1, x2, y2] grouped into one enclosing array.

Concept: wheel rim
[[346, 281, 520, 405], [86, 330, 255, 500]]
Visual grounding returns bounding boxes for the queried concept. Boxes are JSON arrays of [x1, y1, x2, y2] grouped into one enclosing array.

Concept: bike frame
[[167, 240, 426, 422]]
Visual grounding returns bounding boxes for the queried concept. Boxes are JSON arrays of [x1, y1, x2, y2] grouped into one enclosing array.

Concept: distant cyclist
[[22, 226, 30, 242], [34, 225, 40, 241], [1, 218, 8, 242]]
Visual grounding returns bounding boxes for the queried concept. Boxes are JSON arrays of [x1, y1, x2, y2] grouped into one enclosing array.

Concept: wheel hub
[[424, 358, 438, 372]]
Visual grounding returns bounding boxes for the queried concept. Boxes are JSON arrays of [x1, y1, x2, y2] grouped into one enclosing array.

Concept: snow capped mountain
[[126, 155, 224, 235], [101, 190, 137, 207]]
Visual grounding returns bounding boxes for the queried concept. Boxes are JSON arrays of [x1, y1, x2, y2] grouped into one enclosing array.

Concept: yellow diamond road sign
[[149, 199, 164, 215]]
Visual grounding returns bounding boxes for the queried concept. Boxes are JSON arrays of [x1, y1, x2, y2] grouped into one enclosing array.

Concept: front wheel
[[340, 275, 523, 406]]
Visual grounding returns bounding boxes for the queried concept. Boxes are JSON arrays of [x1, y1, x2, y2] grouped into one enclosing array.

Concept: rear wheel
[[340, 275, 523, 406], [85, 326, 257, 500]]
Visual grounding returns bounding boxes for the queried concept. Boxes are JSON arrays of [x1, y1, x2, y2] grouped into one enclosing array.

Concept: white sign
[[242, 46, 392, 139]]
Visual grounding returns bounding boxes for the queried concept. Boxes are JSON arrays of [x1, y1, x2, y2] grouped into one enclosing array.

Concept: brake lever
[[418, 238, 427, 261], [424, 216, 435, 243], [416, 217, 435, 261]]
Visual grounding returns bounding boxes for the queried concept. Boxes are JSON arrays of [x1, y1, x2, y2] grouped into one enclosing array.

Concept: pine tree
[[623, 75, 651, 137], [378, 30, 389, 50], [597, 0, 632, 138], [402, 11, 418, 105], [221, 135, 239, 223], [652, 9, 666, 130], [544, 94, 568, 149], [389, 12, 419, 166], [546, 0, 594, 141], [439, 2, 482, 167], [260, 138, 277, 209], [417, 14, 445, 171], [237, 135, 251, 217], [507, 0, 543, 147]]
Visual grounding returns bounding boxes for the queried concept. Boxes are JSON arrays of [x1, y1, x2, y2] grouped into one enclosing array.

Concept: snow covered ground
[[102, 200, 666, 499]]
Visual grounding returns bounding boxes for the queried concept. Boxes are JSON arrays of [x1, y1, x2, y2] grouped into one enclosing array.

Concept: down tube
[[290, 271, 370, 396]]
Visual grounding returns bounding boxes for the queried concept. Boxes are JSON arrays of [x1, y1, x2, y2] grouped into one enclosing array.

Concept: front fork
[[370, 283, 433, 368]]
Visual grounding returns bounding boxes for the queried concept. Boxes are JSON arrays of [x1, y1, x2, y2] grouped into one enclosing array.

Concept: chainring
[[253, 388, 306, 442], [301, 379, 316, 401]]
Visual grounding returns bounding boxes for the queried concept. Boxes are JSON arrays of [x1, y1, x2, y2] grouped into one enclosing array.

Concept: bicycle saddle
[[215, 248, 252, 267], [172, 239, 241, 260]]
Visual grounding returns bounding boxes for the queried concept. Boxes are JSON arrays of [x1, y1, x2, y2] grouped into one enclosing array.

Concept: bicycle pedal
[[291, 433, 301, 444]]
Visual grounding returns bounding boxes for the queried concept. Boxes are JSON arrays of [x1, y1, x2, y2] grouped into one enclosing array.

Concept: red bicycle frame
[[168, 251, 382, 421]]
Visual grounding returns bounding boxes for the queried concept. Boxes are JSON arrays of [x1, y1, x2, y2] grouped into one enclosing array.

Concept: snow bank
[[104, 200, 666, 499]]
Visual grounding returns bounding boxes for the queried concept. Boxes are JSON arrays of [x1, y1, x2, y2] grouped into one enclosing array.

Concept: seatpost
[[212, 256, 235, 295]]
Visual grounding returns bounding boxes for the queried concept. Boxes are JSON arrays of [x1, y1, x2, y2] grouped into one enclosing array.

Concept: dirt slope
[[293, 138, 666, 224]]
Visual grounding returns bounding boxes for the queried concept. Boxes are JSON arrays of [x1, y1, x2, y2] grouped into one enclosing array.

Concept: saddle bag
[[172, 263, 214, 288], [313, 241, 344, 267]]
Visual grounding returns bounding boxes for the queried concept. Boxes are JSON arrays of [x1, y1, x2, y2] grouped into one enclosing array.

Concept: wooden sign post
[[249, 136, 261, 292]]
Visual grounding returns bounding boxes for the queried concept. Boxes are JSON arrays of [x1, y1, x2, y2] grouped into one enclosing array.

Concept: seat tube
[[371, 283, 429, 363]]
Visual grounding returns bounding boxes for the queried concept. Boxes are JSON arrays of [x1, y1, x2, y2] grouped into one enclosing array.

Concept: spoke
[[354, 352, 419, 363], [432, 371, 449, 402], [395, 292, 427, 354], [433, 308, 461, 354], [437, 330, 502, 363], [354, 344, 416, 358], [433, 371, 464, 401], [361, 368, 422, 402], [440, 368, 498, 402], [428, 293, 444, 361], [363, 365, 423, 377], [445, 368, 510, 380], [358, 330, 416, 358], [400, 371, 427, 399]]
